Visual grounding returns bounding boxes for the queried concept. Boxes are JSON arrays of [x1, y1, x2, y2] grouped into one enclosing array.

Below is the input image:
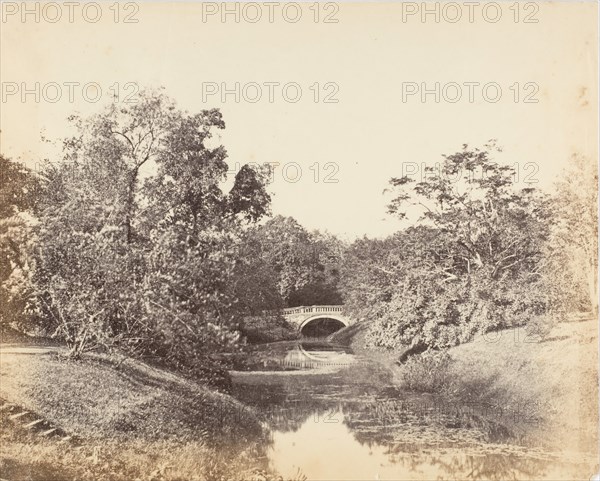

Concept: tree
[[388, 143, 552, 283], [341, 144, 554, 351], [550, 154, 598, 315], [243, 216, 344, 307], [288, 230, 345, 306], [0, 155, 39, 333], [33, 90, 272, 372], [232, 229, 284, 316]]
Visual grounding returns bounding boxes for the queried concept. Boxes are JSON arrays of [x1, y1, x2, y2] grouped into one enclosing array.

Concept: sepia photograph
[[0, 1, 598, 480]]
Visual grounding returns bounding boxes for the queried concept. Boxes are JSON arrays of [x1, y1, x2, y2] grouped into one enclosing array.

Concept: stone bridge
[[282, 305, 352, 336]]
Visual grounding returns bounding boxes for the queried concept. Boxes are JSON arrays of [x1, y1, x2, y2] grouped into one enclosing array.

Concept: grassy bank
[[0, 345, 276, 481], [390, 319, 599, 456]]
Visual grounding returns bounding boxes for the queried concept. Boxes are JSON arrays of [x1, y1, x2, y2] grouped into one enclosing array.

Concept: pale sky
[[1, 1, 597, 239]]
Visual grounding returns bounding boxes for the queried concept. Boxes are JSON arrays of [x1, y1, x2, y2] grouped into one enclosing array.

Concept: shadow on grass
[[0, 456, 75, 481]]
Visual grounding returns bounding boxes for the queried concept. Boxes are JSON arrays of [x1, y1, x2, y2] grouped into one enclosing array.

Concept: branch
[[110, 130, 136, 156], [148, 299, 197, 337]]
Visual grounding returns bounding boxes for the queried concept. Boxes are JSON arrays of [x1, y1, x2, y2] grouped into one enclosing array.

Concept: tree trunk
[[124, 170, 139, 245]]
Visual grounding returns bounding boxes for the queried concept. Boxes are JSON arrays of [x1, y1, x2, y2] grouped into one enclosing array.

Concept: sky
[[1, 1, 598, 239]]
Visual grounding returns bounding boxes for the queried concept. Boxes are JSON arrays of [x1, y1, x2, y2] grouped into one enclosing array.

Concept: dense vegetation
[[1, 91, 275, 385], [341, 145, 596, 351], [0, 91, 596, 381]]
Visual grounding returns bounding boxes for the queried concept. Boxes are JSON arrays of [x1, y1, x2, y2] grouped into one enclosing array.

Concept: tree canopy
[[340, 144, 572, 350], [30, 90, 272, 382]]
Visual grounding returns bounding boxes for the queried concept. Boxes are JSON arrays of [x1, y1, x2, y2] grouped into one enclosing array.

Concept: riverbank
[[354, 318, 599, 458], [2, 317, 596, 480], [229, 325, 597, 481], [441, 319, 598, 455], [0, 344, 276, 481]]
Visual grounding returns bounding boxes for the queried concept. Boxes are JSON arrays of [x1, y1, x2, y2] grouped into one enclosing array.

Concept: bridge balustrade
[[282, 305, 344, 315]]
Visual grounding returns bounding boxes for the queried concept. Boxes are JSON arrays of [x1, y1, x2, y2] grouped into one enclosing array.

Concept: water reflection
[[233, 340, 355, 371], [282, 342, 355, 370], [231, 342, 595, 480], [268, 415, 585, 481]]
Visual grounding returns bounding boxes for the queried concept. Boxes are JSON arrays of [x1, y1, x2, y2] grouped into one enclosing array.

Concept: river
[[230, 340, 593, 481]]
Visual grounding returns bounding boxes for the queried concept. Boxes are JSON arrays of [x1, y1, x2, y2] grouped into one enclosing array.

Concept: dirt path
[[0, 345, 62, 355]]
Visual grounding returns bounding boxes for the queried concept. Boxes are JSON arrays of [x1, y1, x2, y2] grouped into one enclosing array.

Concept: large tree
[[33, 90, 271, 371], [342, 144, 554, 350], [388, 144, 552, 282]]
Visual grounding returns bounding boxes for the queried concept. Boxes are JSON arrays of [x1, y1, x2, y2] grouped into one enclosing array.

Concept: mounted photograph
[[0, 1, 598, 480]]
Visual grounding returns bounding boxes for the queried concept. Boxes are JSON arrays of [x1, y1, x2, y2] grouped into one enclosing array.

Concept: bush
[[525, 314, 556, 341], [400, 349, 453, 393], [239, 314, 299, 344], [362, 262, 555, 353]]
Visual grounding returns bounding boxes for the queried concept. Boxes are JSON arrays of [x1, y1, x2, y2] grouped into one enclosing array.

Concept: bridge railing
[[282, 305, 344, 315]]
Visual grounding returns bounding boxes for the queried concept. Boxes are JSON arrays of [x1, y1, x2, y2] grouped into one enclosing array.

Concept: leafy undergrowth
[[394, 319, 599, 456], [0, 347, 285, 480], [239, 316, 300, 344], [400, 349, 453, 393]]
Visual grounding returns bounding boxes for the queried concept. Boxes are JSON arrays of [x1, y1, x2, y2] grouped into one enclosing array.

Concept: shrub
[[239, 314, 300, 344], [400, 349, 453, 393]]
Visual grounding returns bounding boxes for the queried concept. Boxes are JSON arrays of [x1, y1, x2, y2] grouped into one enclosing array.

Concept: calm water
[[231, 341, 594, 481]]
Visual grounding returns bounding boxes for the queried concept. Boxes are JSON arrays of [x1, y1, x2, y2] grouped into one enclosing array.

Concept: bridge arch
[[299, 314, 349, 331], [299, 314, 349, 337]]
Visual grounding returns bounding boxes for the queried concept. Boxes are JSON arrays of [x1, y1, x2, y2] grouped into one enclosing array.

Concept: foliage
[[237, 314, 299, 344], [0, 155, 40, 332], [232, 226, 286, 317], [400, 349, 453, 393], [31, 90, 272, 378], [342, 144, 555, 351], [3, 90, 345, 376], [388, 143, 552, 282], [289, 229, 345, 306], [243, 215, 345, 307]]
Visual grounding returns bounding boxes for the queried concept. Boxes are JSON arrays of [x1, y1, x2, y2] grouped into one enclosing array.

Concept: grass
[[393, 319, 599, 456], [0, 427, 269, 481], [399, 349, 453, 393], [0, 346, 279, 481]]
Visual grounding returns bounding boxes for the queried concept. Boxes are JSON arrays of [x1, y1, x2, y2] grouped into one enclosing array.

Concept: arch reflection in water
[[280, 341, 354, 370]]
